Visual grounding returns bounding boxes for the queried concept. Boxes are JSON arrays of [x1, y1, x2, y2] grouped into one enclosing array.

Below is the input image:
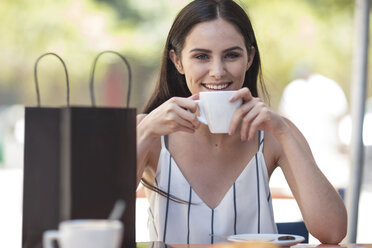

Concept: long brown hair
[[141, 0, 268, 203], [143, 0, 267, 114]]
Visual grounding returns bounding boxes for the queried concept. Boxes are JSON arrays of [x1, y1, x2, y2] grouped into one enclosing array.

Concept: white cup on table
[[43, 219, 123, 248], [196, 91, 242, 134]]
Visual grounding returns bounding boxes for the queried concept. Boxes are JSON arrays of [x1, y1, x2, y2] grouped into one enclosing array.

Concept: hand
[[229, 88, 287, 140], [140, 95, 200, 138]]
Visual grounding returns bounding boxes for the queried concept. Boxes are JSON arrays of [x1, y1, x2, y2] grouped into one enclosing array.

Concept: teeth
[[204, 84, 229, 90]]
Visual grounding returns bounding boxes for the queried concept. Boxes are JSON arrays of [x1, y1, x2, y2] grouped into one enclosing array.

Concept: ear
[[246, 46, 256, 71], [169, 49, 185, 74]]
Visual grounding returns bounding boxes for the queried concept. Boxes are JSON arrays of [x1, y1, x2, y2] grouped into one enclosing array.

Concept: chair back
[[276, 221, 309, 243]]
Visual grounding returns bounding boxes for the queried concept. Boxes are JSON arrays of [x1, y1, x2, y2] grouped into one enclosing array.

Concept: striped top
[[148, 131, 277, 244]]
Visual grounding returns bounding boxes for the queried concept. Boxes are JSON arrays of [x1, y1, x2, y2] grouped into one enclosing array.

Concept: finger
[[162, 113, 196, 135], [247, 112, 268, 140], [240, 106, 260, 140], [172, 105, 200, 128], [229, 102, 255, 135], [163, 98, 199, 128], [167, 117, 196, 134], [229, 87, 253, 103], [188, 93, 199, 101], [172, 97, 199, 113], [170, 111, 197, 129]]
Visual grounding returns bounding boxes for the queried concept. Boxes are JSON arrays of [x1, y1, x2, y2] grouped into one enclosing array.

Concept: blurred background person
[[278, 64, 349, 193]]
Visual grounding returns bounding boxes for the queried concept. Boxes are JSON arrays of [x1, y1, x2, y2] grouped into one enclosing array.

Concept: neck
[[196, 123, 242, 148]]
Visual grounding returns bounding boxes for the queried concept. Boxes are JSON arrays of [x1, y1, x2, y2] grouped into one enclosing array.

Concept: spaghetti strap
[[149, 128, 277, 243], [161, 135, 169, 149], [258, 131, 264, 152]]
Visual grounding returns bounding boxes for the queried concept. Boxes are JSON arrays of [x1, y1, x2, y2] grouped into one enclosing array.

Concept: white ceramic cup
[[196, 91, 242, 133], [43, 219, 123, 248]]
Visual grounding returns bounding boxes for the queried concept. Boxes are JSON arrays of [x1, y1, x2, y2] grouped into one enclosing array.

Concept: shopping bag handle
[[89, 50, 132, 108], [34, 52, 70, 107]]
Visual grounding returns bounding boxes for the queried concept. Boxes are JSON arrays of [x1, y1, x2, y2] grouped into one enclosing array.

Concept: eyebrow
[[189, 46, 244, 53]]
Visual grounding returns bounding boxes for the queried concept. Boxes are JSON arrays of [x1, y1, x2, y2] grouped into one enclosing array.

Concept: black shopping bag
[[22, 53, 69, 248], [22, 51, 136, 248]]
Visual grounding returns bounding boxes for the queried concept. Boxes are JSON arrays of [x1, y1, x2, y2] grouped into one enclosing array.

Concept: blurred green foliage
[[0, 0, 370, 111]]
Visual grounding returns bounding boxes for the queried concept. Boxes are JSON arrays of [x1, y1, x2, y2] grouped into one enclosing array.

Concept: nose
[[209, 59, 226, 79]]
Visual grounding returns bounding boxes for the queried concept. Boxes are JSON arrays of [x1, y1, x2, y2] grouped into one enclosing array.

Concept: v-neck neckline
[[161, 142, 262, 210]]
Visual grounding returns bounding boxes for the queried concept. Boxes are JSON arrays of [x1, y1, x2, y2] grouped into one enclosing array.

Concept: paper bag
[[22, 51, 136, 248], [22, 53, 69, 248]]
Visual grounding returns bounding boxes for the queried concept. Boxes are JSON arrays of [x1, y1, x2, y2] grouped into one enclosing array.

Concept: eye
[[195, 54, 209, 60], [225, 52, 241, 59]]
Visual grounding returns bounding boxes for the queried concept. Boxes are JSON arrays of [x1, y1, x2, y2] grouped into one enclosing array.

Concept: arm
[[136, 96, 200, 187], [136, 114, 155, 187], [229, 88, 347, 244], [274, 120, 347, 244]]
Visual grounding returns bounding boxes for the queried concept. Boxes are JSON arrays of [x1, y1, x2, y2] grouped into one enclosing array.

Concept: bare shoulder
[[281, 116, 309, 143], [263, 117, 302, 155], [136, 113, 161, 175], [262, 117, 294, 173], [263, 117, 310, 174], [282, 116, 300, 130], [137, 114, 147, 125]]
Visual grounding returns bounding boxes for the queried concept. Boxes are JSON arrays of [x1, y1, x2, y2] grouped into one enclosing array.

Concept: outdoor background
[[1, 0, 370, 109], [0, 0, 371, 247]]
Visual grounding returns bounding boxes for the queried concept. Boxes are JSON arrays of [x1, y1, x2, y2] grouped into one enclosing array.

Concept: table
[[170, 244, 371, 248]]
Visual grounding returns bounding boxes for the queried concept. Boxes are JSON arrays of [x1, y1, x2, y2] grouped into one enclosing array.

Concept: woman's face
[[170, 18, 255, 95]]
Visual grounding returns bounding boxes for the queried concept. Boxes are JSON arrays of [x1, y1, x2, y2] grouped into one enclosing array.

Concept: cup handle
[[195, 100, 208, 125], [43, 230, 60, 248]]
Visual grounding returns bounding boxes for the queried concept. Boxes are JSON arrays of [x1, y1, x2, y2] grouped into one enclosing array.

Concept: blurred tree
[[0, 0, 370, 110], [241, 0, 356, 107], [94, 0, 143, 21], [304, 0, 354, 16]]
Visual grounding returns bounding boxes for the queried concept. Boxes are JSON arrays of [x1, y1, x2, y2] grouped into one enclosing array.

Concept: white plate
[[227, 234, 305, 246]]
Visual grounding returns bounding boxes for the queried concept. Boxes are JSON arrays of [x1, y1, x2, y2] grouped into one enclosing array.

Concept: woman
[[136, 0, 347, 244]]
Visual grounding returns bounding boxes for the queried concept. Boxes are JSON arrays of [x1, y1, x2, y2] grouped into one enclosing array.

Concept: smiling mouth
[[202, 83, 232, 90]]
